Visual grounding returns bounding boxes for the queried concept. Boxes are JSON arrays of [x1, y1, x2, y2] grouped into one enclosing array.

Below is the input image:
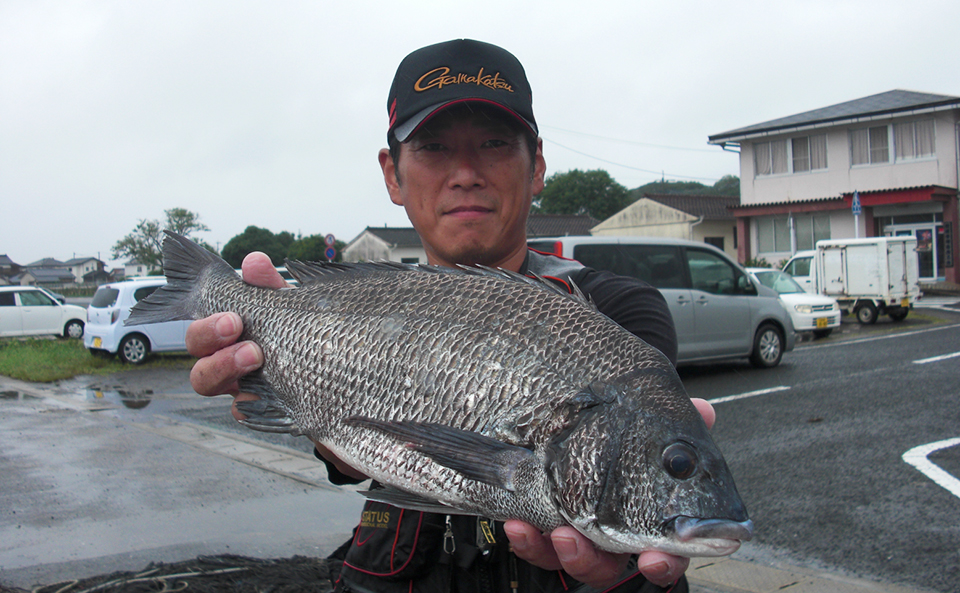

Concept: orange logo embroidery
[[414, 67, 514, 93]]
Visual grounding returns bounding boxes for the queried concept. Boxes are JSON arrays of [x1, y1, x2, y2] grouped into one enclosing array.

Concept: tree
[[221, 226, 292, 268], [111, 208, 209, 267], [287, 234, 346, 262], [532, 169, 630, 221]]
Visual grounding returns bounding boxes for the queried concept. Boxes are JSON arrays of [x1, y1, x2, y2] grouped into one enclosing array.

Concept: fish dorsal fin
[[283, 259, 594, 309]]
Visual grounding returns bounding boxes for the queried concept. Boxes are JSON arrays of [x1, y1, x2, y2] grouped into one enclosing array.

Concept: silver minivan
[[528, 236, 796, 367]]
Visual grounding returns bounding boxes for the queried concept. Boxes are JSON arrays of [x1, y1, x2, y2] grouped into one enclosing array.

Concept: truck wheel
[[855, 302, 878, 325], [750, 324, 784, 368], [888, 308, 909, 322]]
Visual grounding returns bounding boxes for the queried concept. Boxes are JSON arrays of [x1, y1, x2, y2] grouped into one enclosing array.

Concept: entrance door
[[887, 225, 940, 281]]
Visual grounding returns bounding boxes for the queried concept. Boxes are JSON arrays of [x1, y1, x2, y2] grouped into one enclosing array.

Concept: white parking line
[[913, 351, 960, 365], [707, 386, 791, 405], [808, 322, 959, 349], [902, 438, 960, 500]]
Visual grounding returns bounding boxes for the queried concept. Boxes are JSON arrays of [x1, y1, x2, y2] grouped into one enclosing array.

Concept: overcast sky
[[3, 0, 959, 268]]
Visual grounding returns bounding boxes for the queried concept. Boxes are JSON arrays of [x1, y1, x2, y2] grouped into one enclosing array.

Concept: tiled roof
[[23, 268, 75, 282], [362, 227, 423, 247], [526, 214, 598, 237], [0, 255, 17, 267], [710, 90, 960, 142], [640, 194, 739, 220], [64, 257, 102, 266], [25, 257, 67, 268]]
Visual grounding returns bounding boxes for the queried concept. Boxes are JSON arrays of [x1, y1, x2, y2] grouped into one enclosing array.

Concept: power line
[[542, 137, 723, 183], [541, 125, 720, 153]]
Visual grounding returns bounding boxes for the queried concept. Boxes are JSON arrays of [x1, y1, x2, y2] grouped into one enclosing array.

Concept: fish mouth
[[669, 516, 754, 555]]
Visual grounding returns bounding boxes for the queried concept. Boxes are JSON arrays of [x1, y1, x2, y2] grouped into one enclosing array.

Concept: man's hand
[[186, 252, 284, 419], [505, 398, 716, 589]]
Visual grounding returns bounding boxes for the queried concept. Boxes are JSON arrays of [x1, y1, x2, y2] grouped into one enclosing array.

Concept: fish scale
[[127, 231, 754, 557]]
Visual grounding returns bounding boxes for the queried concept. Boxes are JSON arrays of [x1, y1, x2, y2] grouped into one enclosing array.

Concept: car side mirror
[[738, 275, 757, 295]]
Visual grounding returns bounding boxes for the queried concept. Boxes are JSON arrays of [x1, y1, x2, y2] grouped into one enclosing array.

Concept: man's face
[[379, 107, 546, 270]]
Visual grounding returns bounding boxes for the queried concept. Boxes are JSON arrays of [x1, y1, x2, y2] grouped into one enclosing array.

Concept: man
[[188, 39, 715, 592]]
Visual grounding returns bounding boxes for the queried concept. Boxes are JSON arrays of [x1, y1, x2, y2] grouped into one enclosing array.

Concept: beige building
[[591, 194, 739, 260], [708, 89, 960, 283]]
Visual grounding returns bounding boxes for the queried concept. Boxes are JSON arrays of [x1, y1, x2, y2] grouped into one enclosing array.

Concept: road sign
[[324, 234, 336, 247], [324, 247, 337, 261], [851, 190, 862, 216]]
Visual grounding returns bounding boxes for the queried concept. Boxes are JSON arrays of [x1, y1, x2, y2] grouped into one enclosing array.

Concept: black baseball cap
[[387, 39, 537, 143]]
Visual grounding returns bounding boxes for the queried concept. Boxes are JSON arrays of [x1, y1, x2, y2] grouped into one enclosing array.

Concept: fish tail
[[125, 231, 239, 326]]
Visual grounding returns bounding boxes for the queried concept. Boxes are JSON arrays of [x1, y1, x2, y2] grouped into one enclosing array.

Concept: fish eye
[[662, 442, 698, 480]]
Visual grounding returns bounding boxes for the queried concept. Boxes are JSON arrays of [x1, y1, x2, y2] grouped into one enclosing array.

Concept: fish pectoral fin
[[346, 417, 536, 492], [235, 399, 302, 436], [360, 486, 473, 515]]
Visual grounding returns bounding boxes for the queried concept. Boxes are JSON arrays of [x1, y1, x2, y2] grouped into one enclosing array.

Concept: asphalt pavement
[[1, 297, 956, 592]]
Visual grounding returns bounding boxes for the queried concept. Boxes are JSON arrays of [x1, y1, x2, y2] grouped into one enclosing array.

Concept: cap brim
[[393, 98, 537, 143]]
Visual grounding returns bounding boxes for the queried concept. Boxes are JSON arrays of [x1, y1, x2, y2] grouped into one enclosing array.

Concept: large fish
[[128, 231, 753, 557]]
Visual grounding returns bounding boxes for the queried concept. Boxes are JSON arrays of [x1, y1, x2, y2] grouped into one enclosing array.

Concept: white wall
[[740, 112, 959, 206]]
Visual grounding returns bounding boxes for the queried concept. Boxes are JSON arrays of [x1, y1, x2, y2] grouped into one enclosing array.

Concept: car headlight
[[794, 304, 814, 314]]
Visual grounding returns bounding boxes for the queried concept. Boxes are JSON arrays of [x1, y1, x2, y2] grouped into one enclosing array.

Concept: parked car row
[[0, 286, 86, 339]]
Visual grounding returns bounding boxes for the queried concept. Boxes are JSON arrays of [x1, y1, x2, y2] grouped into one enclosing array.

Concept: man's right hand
[[186, 252, 285, 420]]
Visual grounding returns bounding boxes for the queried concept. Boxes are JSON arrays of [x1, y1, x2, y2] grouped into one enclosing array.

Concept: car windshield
[[91, 287, 120, 308], [754, 270, 805, 294]]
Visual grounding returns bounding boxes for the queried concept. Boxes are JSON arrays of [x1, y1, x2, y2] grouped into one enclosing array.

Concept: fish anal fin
[[360, 486, 474, 515]]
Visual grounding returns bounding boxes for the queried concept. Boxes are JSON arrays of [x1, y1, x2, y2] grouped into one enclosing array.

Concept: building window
[[894, 120, 935, 160], [792, 135, 827, 172], [757, 217, 791, 252], [755, 140, 788, 176], [850, 126, 889, 165], [794, 214, 831, 251], [755, 134, 826, 176], [704, 237, 724, 251]]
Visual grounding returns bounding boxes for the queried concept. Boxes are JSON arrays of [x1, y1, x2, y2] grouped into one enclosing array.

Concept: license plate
[[93, 337, 102, 348], [816, 317, 828, 329], [901, 298, 909, 307]]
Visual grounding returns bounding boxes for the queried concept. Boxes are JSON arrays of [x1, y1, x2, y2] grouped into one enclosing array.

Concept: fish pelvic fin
[[126, 231, 239, 326], [235, 384, 302, 436], [346, 417, 537, 492], [359, 486, 473, 515]]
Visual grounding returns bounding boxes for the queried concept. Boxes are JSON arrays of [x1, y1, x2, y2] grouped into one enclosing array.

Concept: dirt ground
[[0, 554, 340, 593]]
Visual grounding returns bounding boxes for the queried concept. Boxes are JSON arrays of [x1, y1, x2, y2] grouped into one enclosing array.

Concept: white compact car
[[0, 286, 86, 339], [84, 277, 190, 364], [746, 268, 841, 338]]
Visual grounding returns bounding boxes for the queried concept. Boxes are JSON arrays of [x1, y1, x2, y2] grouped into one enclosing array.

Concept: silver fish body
[[128, 232, 752, 557]]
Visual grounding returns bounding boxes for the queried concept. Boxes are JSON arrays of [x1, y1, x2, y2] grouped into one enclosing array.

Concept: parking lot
[[0, 300, 958, 593]]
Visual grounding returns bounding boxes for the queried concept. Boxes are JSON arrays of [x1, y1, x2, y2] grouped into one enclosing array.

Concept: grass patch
[[0, 338, 194, 383]]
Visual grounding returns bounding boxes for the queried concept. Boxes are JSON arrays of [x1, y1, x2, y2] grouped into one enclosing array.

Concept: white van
[[84, 278, 190, 364], [528, 236, 796, 368], [782, 237, 921, 324]]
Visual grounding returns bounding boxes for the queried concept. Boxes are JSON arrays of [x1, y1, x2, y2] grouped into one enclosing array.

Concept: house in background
[[708, 90, 959, 283], [343, 215, 599, 264], [590, 194, 739, 260], [0, 255, 20, 284], [124, 260, 160, 278], [64, 257, 106, 283], [526, 213, 598, 239], [343, 227, 425, 263]]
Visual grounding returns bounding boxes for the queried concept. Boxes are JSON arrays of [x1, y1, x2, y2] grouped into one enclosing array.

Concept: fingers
[[504, 522, 628, 590], [691, 397, 716, 430], [186, 312, 243, 358], [636, 551, 690, 588], [189, 338, 263, 397], [503, 520, 562, 571], [242, 252, 288, 289]]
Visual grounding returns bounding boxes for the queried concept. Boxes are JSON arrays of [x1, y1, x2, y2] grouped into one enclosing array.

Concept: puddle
[[84, 388, 153, 409], [0, 390, 40, 402]]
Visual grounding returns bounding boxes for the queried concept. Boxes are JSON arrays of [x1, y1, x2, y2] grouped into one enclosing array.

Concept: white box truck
[[782, 237, 921, 324]]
